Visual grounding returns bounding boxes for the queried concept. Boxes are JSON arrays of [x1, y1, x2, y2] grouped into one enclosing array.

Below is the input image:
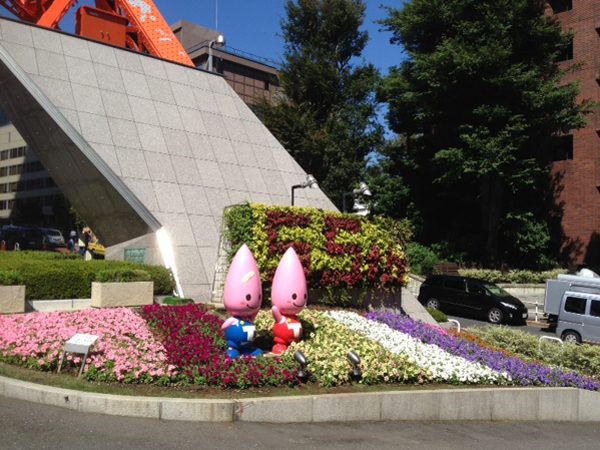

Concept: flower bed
[[2, 305, 597, 392], [366, 311, 600, 391], [140, 304, 299, 389], [256, 309, 431, 387], [0, 308, 175, 384], [223, 203, 410, 304], [326, 310, 505, 384]]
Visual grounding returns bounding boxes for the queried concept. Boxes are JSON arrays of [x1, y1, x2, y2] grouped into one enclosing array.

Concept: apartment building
[[549, 0, 600, 266], [0, 121, 62, 225]]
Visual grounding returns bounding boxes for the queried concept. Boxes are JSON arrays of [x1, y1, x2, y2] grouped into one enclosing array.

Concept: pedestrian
[[67, 230, 77, 253]]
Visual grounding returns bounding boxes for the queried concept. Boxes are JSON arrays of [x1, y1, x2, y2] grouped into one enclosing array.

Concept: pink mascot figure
[[271, 247, 308, 354], [221, 244, 264, 359]]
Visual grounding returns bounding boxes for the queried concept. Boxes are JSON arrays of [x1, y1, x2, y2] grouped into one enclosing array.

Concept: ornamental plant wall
[[223, 203, 411, 304]]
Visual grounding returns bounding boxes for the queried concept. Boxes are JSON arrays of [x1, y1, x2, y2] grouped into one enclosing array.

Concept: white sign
[[58, 333, 99, 377], [65, 334, 99, 354]]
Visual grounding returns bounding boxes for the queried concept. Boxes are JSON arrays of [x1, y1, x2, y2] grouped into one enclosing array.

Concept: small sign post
[[57, 334, 99, 377]]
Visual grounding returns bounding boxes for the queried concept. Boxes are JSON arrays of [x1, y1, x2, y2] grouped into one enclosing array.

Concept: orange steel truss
[[0, 0, 194, 66]]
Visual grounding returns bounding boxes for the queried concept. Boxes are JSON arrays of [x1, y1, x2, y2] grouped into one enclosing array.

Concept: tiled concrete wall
[[0, 19, 336, 300]]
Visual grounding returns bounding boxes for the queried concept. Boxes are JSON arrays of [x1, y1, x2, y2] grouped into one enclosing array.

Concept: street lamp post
[[207, 34, 226, 72], [343, 181, 372, 213], [291, 174, 319, 206]]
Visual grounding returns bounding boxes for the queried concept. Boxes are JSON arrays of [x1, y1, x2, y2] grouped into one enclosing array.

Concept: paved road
[[2, 396, 600, 450], [446, 314, 556, 338]]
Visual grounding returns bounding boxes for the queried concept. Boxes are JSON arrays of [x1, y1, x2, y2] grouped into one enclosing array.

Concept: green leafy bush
[[426, 308, 448, 323], [0, 252, 174, 299], [162, 297, 195, 306], [406, 242, 439, 276], [468, 326, 600, 378], [95, 268, 152, 283], [0, 270, 24, 286], [458, 268, 567, 284]]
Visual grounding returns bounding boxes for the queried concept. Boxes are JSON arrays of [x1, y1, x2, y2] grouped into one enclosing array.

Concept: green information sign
[[124, 248, 146, 264]]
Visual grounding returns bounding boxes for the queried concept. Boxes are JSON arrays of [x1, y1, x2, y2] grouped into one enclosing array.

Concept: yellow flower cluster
[[255, 309, 430, 387]]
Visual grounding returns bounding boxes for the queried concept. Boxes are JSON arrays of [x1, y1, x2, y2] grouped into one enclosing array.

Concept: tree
[[377, 0, 592, 266], [255, 0, 383, 208]]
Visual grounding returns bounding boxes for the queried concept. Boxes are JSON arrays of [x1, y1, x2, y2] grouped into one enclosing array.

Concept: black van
[[418, 275, 529, 324]]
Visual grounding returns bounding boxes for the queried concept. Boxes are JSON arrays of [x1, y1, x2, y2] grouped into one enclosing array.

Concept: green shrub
[[458, 268, 567, 284], [426, 308, 448, 323], [406, 242, 439, 276], [95, 268, 152, 283], [162, 297, 195, 306], [467, 326, 600, 378], [0, 270, 24, 286], [0, 252, 175, 299]]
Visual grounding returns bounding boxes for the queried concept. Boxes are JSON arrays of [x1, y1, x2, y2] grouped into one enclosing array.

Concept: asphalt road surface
[[446, 314, 556, 339], [3, 396, 600, 450]]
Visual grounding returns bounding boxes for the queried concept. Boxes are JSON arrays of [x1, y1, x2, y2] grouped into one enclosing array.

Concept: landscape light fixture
[[207, 34, 226, 72], [291, 174, 319, 206], [347, 351, 362, 382], [343, 181, 372, 213], [294, 351, 309, 383]]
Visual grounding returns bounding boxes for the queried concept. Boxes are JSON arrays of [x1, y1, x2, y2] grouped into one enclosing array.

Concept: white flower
[[326, 311, 506, 384]]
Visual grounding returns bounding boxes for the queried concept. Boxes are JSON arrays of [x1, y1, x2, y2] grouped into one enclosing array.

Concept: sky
[[159, 0, 406, 76]]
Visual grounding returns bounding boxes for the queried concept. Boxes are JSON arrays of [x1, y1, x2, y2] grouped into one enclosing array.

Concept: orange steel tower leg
[[0, 0, 194, 66]]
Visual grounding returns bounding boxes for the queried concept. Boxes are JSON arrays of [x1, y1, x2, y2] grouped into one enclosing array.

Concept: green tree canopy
[[375, 0, 592, 267], [255, 0, 383, 208]]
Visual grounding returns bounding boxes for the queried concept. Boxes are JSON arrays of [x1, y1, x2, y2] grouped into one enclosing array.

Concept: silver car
[[40, 228, 65, 248], [556, 291, 600, 344]]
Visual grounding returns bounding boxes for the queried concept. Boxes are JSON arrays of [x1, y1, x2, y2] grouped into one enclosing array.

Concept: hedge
[[223, 203, 411, 300], [0, 251, 175, 299], [457, 268, 568, 284]]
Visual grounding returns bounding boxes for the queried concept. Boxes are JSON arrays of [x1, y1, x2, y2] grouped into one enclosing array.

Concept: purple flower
[[366, 311, 599, 391]]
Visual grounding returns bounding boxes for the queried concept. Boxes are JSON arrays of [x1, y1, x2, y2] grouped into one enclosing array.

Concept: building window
[[552, 135, 573, 161], [0, 150, 8, 161], [557, 39, 573, 62], [548, 0, 572, 13], [9, 147, 25, 159], [8, 164, 23, 175]]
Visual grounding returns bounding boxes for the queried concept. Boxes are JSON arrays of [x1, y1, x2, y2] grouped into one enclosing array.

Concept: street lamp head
[[305, 174, 319, 189], [215, 34, 226, 47], [354, 181, 372, 197], [291, 174, 319, 206]]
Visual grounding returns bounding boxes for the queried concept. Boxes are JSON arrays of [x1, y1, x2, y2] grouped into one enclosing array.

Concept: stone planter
[[0, 285, 25, 314], [91, 281, 154, 308]]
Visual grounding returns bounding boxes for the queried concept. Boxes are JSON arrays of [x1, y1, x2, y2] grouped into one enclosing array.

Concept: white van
[[556, 291, 600, 344]]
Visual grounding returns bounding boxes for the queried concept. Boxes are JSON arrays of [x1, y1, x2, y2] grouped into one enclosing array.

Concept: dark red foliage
[[140, 304, 299, 389]]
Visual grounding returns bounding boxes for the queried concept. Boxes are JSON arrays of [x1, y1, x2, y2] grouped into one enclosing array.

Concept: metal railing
[[186, 40, 281, 69]]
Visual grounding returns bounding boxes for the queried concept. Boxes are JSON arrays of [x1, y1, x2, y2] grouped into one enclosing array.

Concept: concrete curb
[[2, 375, 600, 422]]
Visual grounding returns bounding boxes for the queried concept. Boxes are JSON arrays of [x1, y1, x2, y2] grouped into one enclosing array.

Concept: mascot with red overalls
[[271, 247, 308, 354]]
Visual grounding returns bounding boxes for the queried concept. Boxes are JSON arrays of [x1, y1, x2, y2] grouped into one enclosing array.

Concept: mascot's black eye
[[292, 293, 297, 300], [304, 293, 307, 299], [246, 294, 252, 301]]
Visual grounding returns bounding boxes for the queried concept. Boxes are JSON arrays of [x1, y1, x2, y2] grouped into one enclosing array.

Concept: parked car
[[555, 291, 600, 344], [418, 275, 529, 324], [40, 228, 66, 249], [0, 225, 66, 251]]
